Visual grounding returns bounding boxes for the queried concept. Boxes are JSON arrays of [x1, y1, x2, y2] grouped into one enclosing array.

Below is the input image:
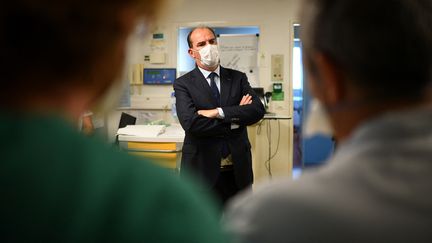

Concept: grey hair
[[300, 0, 432, 99]]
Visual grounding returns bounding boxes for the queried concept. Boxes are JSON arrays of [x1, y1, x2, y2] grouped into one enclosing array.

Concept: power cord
[[257, 119, 281, 178]]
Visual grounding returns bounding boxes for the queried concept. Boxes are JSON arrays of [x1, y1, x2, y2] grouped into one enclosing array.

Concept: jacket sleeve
[[174, 77, 230, 137], [221, 73, 266, 126]]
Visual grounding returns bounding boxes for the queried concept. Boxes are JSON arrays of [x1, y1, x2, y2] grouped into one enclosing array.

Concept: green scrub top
[[0, 113, 228, 242]]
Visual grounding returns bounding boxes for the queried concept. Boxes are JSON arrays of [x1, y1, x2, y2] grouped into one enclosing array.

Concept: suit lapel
[[192, 67, 218, 107], [220, 66, 232, 107]]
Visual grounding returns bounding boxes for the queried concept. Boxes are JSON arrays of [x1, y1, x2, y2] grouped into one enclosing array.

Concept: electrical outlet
[[271, 54, 284, 81]]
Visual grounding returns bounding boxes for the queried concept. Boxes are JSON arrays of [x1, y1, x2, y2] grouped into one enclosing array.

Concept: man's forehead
[[191, 28, 216, 43]]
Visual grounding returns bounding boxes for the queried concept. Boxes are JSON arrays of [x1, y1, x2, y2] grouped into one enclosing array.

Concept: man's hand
[[197, 109, 219, 118], [239, 94, 252, 106]]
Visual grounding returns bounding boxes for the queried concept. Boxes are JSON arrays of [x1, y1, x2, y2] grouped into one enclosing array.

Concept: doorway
[[291, 24, 334, 177]]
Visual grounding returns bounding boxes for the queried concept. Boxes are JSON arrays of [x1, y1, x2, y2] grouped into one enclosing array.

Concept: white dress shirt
[[197, 66, 240, 129], [197, 66, 225, 118]]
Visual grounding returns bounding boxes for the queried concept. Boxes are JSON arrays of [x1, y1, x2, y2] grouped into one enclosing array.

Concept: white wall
[[107, 0, 301, 182]]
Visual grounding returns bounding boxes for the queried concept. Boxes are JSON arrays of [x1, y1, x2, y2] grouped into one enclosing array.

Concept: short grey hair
[[300, 0, 432, 99]]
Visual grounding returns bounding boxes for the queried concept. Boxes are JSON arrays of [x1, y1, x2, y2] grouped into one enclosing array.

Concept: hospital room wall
[[106, 0, 301, 181]]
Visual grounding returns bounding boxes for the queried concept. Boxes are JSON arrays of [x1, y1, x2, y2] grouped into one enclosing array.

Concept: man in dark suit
[[174, 26, 265, 205]]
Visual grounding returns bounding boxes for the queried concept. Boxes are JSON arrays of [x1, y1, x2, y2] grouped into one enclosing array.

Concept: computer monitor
[[115, 112, 137, 146], [118, 112, 136, 129]]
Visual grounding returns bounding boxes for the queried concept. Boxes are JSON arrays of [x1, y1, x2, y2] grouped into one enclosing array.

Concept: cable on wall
[[263, 120, 281, 178]]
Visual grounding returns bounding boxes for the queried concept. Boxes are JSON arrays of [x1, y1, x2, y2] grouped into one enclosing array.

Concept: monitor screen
[[118, 112, 136, 129], [143, 68, 176, 85]]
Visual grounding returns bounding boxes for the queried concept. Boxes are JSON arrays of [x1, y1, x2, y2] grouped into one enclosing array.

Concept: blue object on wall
[[143, 68, 176, 85]]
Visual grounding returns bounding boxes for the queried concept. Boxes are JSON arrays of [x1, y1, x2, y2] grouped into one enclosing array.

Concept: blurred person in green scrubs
[[0, 1, 228, 242]]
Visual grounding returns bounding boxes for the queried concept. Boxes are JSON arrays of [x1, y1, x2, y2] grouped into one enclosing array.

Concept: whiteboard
[[218, 34, 259, 87]]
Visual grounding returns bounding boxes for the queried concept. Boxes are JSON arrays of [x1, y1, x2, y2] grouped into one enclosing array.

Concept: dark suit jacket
[[174, 66, 265, 189]]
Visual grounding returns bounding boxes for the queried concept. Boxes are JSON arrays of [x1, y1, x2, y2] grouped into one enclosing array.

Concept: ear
[[188, 48, 195, 59], [313, 53, 345, 105]]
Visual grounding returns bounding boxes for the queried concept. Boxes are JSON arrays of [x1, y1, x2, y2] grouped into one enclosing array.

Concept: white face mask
[[196, 44, 219, 68], [303, 98, 334, 138]]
